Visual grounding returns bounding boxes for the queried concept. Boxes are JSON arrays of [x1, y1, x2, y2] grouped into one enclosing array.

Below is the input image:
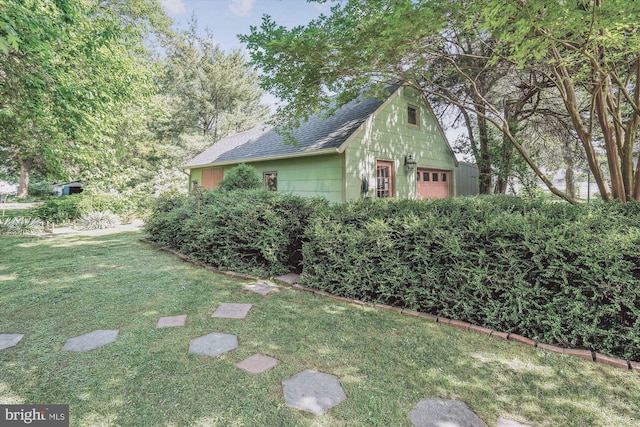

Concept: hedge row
[[146, 192, 640, 360], [301, 197, 640, 360], [145, 189, 326, 276]]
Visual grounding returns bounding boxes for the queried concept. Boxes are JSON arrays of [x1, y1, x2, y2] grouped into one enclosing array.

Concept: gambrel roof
[[184, 86, 400, 168]]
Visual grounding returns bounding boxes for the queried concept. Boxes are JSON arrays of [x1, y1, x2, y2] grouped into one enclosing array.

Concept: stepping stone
[[282, 369, 346, 415], [61, 330, 119, 352], [274, 273, 300, 285], [0, 334, 24, 351], [244, 281, 279, 295], [156, 314, 187, 328], [497, 418, 533, 427], [409, 399, 487, 427], [211, 303, 252, 319], [189, 333, 238, 358], [236, 353, 281, 375]]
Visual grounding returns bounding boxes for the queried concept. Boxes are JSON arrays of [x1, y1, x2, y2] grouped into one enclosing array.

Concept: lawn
[[1, 230, 639, 426]]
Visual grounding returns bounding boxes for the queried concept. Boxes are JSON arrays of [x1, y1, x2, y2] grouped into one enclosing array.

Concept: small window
[[423, 172, 430, 182], [407, 105, 419, 128], [432, 173, 439, 182], [442, 173, 447, 182], [263, 172, 277, 191]]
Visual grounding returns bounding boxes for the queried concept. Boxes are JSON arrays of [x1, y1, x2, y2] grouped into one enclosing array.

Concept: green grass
[[1, 231, 639, 426], [1, 208, 36, 218]]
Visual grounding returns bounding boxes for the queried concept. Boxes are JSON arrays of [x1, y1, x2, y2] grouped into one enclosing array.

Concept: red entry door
[[417, 169, 449, 199]]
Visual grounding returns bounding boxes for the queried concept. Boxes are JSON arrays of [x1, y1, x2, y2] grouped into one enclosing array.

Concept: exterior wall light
[[404, 154, 417, 173]]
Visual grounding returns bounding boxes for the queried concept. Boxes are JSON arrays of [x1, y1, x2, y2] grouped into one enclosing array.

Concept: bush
[[301, 197, 640, 360], [145, 189, 327, 276], [0, 216, 44, 235], [36, 193, 133, 224], [77, 211, 118, 230], [28, 182, 53, 198], [36, 195, 84, 224], [218, 164, 262, 191]]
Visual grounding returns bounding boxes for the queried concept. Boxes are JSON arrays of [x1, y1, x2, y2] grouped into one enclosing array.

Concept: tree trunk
[[17, 156, 33, 199], [472, 96, 492, 194], [494, 117, 517, 194], [565, 167, 575, 199]]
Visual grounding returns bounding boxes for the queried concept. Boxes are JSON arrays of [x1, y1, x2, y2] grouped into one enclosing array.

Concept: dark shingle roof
[[184, 86, 399, 168]]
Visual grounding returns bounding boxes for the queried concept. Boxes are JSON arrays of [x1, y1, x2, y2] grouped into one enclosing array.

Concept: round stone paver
[[282, 369, 346, 416], [61, 330, 119, 352], [0, 334, 24, 351], [409, 399, 487, 427], [189, 333, 238, 358]]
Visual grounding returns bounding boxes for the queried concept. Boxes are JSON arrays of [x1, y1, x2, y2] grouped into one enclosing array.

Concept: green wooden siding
[[343, 86, 457, 201], [189, 154, 344, 204]]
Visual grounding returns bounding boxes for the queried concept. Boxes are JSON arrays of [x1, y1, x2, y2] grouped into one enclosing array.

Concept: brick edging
[[139, 239, 638, 374], [289, 281, 638, 373]]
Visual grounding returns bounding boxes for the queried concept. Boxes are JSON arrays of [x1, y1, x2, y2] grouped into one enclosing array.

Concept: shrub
[[302, 197, 640, 360], [76, 211, 119, 230], [36, 195, 84, 224], [0, 216, 44, 235], [28, 182, 53, 198], [77, 193, 131, 216], [36, 193, 133, 224], [145, 189, 327, 276], [218, 164, 262, 191]]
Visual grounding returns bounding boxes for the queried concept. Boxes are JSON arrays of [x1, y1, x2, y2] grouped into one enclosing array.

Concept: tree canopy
[[0, 0, 170, 197], [241, 0, 640, 202]]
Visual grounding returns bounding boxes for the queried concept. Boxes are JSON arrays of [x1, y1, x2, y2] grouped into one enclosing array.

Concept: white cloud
[[161, 0, 186, 15], [229, 0, 255, 17]]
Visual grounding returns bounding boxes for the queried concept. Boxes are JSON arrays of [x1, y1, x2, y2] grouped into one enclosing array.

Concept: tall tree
[[477, 0, 640, 201], [242, 0, 640, 203], [0, 0, 170, 197], [160, 19, 269, 143]]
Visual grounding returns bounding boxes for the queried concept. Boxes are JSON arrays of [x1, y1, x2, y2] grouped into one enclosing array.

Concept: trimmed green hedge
[[145, 192, 640, 360], [301, 197, 640, 360], [145, 189, 327, 276]]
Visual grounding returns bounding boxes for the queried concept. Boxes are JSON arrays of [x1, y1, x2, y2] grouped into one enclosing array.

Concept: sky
[[159, 0, 465, 143], [160, 0, 337, 108], [160, 0, 335, 52]]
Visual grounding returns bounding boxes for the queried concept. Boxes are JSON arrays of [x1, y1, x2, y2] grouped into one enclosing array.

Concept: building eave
[[182, 147, 341, 170]]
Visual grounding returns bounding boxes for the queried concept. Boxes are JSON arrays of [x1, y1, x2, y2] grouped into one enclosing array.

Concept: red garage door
[[417, 169, 450, 199]]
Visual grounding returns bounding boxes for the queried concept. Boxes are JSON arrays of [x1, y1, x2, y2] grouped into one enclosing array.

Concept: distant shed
[[456, 162, 479, 196], [53, 181, 85, 196]]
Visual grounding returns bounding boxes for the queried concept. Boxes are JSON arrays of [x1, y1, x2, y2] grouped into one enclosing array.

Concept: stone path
[[211, 303, 253, 319], [1, 279, 534, 425], [282, 370, 346, 415], [236, 353, 280, 375], [61, 330, 119, 352], [189, 333, 238, 358], [244, 281, 279, 295], [409, 399, 487, 427], [156, 314, 187, 328], [0, 334, 24, 351]]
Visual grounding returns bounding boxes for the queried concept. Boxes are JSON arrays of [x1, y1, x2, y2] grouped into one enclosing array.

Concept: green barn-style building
[[185, 85, 461, 204]]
